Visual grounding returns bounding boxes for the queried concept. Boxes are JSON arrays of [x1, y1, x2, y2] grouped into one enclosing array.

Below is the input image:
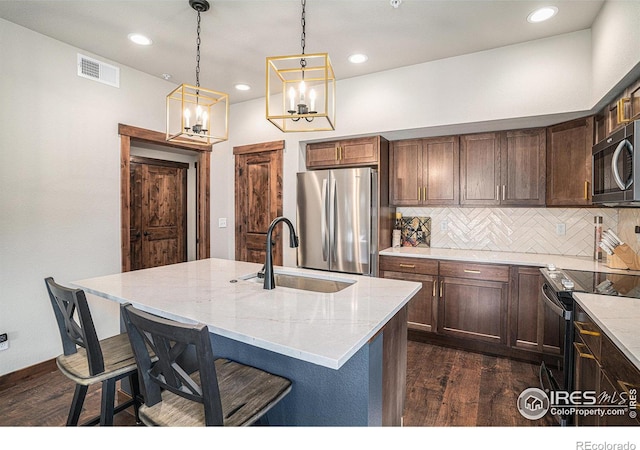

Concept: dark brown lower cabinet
[[379, 256, 438, 332], [510, 266, 562, 355], [573, 303, 640, 426], [438, 276, 507, 344]]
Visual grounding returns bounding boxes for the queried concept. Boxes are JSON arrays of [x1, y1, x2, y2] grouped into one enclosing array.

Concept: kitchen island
[[72, 258, 421, 426]]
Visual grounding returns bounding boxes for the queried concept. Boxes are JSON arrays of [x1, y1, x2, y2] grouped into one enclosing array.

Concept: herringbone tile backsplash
[[397, 207, 619, 257]]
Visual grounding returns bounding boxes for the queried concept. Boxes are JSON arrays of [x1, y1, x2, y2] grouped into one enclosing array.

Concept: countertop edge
[[573, 293, 640, 372]]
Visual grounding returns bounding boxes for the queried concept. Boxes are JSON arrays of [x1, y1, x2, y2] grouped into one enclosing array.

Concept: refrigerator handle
[[332, 177, 338, 263], [321, 178, 328, 262]]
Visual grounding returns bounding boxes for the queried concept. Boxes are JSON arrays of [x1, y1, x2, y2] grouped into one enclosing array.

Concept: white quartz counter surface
[[72, 258, 421, 370], [380, 247, 640, 274], [573, 293, 640, 371]]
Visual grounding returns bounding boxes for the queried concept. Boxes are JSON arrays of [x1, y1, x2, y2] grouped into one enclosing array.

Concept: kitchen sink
[[238, 271, 355, 293]]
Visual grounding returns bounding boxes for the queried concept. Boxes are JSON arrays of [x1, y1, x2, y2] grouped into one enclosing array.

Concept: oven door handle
[[611, 139, 633, 190], [541, 283, 571, 320]]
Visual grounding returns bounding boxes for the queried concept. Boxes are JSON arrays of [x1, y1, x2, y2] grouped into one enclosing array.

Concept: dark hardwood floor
[[0, 340, 556, 427]]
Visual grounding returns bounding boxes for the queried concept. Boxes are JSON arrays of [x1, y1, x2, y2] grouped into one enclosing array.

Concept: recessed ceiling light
[[234, 83, 251, 91], [128, 33, 152, 46], [527, 6, 558, 23], [348, 53, 368, 64]]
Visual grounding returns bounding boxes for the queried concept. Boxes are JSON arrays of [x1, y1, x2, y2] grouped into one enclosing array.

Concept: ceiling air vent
[[77, 53, 120, 88]]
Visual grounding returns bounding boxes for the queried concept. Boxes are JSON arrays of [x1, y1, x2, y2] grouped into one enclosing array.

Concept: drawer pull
[[463, 269, 481, 274], [439, 280, 443, 298], [574, 342, 596, 360], [417, 187, 421, 201], [432, 280, 436, 297], [399, 263, 415, 269], [575, 321, 601, 337]]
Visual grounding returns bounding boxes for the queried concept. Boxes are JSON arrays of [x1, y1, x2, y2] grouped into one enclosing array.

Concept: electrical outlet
[[0, 333, 8, 351], [556, 223, 566, 236], [218, 218, 227, 228], [440, 220, 448, 232]]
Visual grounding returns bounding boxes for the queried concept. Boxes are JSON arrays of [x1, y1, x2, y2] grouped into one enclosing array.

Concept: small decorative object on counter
[[392, 212, 402, 248], [594, 216, 603, 261]]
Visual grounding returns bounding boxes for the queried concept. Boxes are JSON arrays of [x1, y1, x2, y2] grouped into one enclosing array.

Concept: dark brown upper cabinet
[[460, 128, 546, 206], [546, 117, 594, 207], [389, 136, 459, 206]]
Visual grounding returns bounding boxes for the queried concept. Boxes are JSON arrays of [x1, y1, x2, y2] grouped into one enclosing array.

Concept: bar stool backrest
[[121, 303, 224, 426], [45, 277, 105, 376]]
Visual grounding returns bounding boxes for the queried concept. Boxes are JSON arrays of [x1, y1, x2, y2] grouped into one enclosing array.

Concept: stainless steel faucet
[[263, 216, 299, 289]]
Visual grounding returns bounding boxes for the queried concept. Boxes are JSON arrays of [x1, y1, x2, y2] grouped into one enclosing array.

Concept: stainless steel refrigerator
[[296, 167, 378, 276]]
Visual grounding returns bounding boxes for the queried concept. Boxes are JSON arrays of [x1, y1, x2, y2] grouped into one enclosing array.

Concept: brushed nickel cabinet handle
[[502, 185, 506, 201], [439, 280, 443, 298], [423, 187, 427, 201], [574, 342, 596, 360], [399, 263, 415, 269], [575, 321, 601, 337], [432, 280, 436, 297], [463, 269, 481, 274], [496, 185, 499, 201]]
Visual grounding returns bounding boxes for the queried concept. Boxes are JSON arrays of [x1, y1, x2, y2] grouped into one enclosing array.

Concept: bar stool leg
[[67, 384, 88, 426], [100, 378, 116, 426]]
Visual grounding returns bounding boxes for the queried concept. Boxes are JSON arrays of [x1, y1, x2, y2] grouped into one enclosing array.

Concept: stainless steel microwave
[[592, 120, 640, 205]]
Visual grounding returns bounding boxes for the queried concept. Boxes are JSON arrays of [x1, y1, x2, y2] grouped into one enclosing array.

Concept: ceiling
[[0, 0, 604, 104]]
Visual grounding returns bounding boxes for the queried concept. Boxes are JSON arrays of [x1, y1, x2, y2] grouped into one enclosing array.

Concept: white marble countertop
[[573, 292, 640, 371], [379, 247, 640, 274], [72, 258, 421, 370]]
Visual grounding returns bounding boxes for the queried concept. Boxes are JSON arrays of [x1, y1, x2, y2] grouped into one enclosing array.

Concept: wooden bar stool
[[45, 277, 141, 426], [121, 302, 292, 426]]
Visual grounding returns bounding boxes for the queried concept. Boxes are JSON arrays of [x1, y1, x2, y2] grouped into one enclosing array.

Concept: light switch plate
[[218, 218, 227, 228]]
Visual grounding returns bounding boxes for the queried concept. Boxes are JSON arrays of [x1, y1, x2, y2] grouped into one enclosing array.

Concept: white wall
[[591, 0, 640, 105], [0, 18, 174, 375]]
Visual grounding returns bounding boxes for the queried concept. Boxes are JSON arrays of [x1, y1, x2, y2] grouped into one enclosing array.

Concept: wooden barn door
[[130, 156, 188, 270]]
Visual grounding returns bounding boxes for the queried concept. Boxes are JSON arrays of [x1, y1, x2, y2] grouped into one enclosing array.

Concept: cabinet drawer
[[439, 261, 509, 282], [573, 304, 602, 361], [379, 256, 438, 275]]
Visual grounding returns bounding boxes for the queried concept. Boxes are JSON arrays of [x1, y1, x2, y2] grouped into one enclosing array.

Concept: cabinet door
[[460, 132, 501, 205], [423, 136, 459, 205], [340, 138, 378, 166], [500, 128, 546, 206], [546, 118, 593, 206], [382, 270, 437, 332], [438, 276, 507, 344], [509, 267, 542, 352], [306, 141, 339, 168], [389, 139, 423, 205]]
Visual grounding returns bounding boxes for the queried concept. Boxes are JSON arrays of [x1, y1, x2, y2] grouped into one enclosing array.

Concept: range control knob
[[561, 278, 574, 290], [547, 263, 556, 271]]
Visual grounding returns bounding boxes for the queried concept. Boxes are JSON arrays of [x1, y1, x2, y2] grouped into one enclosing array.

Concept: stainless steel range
[[539, 266, 640, 426]]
